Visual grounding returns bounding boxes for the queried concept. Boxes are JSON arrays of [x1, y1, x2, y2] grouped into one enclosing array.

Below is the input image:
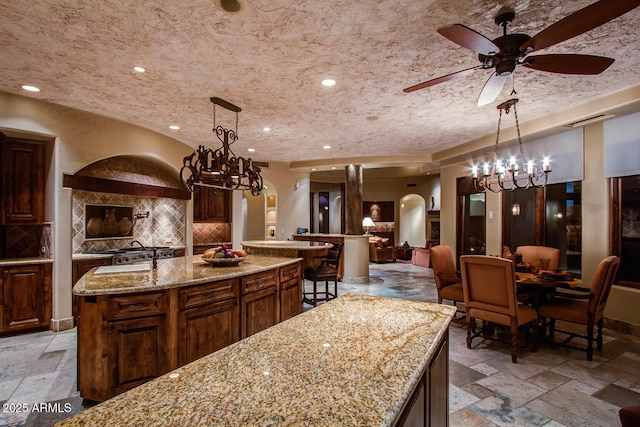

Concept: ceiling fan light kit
[[404, 0, 640, 106]]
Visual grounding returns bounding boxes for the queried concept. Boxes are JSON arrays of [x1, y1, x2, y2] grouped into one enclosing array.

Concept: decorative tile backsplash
[[72, 190, 186, 253], [193, 223, 231, 245], [5, 223, 53, 258]]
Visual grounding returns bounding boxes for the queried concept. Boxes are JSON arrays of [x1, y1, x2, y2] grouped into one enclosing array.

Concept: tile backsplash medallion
[[72, 190, 186, 253]]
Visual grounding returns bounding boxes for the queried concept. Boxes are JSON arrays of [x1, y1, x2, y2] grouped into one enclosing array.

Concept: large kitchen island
[[61, 292, 455, 426], [72, 254, 303, 402]]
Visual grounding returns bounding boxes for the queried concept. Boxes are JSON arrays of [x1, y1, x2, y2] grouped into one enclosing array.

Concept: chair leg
[[549, 319, 556, 338], [597, 319, 604, 350], [466, 319, 474, 349], [511, 323, 519, 363], [587, 321, 594, 361], [532, 321, 537, 352], [312, 279, 318, 306]]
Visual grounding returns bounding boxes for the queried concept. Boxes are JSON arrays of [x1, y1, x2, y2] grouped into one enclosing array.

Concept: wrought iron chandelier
[[471, 98, 551, 193], [180, 97, 263, 195]]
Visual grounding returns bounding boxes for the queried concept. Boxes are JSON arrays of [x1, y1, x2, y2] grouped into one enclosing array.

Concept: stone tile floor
[[1, 262, 639, 426]]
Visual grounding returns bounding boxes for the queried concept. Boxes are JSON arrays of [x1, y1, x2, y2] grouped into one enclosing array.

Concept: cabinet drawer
[[241, 270, 277, 295], [279, 264, 300, 283], [179, 279, 238, 310], [108, 292, 167, 320]]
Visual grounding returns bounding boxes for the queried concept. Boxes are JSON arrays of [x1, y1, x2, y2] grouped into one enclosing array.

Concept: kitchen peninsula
[[73, 254, 303, 402], [59, 294, 455, 426]]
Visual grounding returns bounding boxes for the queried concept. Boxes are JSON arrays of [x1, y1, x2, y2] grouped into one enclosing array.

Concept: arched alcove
[[243, 179, 275, 240], [398, 194, 426, 247]]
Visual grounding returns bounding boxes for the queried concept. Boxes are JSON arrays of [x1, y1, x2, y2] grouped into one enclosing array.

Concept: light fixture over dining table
[[180, 97, 264, 195], [471, 98, 551, 193]]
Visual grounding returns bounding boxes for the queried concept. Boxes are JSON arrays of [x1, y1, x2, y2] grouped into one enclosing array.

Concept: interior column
[[344, 164, 364, 235]]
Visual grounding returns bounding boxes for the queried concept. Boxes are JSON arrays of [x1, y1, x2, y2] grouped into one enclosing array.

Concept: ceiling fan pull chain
[[494, 108, 503, 162]]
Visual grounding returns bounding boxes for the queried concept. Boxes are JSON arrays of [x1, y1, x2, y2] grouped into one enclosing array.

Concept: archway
[[398, 194, 426, 247], [243, 180, 276, 240]]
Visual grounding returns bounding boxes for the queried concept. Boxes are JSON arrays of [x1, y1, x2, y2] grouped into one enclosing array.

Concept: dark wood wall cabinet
[[1, 137, 46, 224], [75, 261, 302, 402], [1, 263, 52, 335], [193, 187, 230, 223]]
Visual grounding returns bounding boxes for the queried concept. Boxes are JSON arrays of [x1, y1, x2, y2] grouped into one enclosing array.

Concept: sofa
[[411, 240, 440, 268], [368, 236, 396, 263]]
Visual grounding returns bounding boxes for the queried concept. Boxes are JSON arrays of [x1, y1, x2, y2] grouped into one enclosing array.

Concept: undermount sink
[[94, 264, 152, 274]]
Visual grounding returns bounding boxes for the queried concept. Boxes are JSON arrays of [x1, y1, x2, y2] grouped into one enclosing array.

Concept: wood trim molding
[[63, 174, 191, 200]]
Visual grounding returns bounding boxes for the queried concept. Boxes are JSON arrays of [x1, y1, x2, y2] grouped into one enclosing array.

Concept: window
[[611, 175, 640, 289]]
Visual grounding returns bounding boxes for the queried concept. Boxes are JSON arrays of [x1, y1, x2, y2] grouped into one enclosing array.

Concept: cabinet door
[[108, 316, 168, 396], [279, 278, 302, 322], [1, 140, 45, 224], [193, 187, 229, 223], [241, 286, 278, 339], [179, 298, 239, 365], [2, 264, 51, 333], [72, 258, 112, 320]]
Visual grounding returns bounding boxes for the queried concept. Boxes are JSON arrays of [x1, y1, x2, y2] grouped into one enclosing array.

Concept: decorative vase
[[86, 217, 104, 237], [103, 209, 118, 235], [117, 217, 133, 235]]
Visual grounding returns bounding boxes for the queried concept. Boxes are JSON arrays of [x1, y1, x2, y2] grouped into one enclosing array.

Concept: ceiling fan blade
[[437, 24, 500, 56], [403, 66, 483, 93], [522, 54, 615, 75], [477, 73, 507, 107], [521, 0, 640, 53]]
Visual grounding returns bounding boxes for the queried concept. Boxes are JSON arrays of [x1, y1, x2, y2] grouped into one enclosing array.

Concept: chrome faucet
[[130, 240, 158, 270]]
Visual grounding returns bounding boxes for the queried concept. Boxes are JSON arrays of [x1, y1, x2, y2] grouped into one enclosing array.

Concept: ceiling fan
[[404, 0, 640, 106]]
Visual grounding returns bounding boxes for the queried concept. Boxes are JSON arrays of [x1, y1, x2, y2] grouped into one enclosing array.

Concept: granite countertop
[[56, 294, 456, 426], [73, 254, 302, 296], [0, 257, 54, 266], [242, 240, 329, 250]]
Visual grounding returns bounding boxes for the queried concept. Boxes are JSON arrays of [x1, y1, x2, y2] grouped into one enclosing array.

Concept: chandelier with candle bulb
[[471, 98, 550, 193]]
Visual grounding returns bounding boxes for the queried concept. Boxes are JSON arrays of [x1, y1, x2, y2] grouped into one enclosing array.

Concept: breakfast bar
[[59, 294, 455, 426]]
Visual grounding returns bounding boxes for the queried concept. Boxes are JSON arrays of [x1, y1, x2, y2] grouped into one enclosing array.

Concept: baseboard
[[604, 317, 640, 339], [50, 317, 75, 332]]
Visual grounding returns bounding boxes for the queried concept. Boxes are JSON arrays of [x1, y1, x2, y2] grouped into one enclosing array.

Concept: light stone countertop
[[56, 294, 456, 426], [73, 254, 302, 296], [242, 240, 329, 250], [0, 257, 54, 266]]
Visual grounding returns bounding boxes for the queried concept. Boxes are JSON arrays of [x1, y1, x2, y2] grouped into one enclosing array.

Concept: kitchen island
[[59, 294, 455, 426], [73, 254, 303, 402]]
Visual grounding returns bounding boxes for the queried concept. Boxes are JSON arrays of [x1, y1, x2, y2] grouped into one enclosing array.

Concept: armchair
[[368, 237, 396, 263], [460, 255, 538, 363], [538, 255, 619, 360], [429, 245, 464, 309], [411, 240, 439, 268]]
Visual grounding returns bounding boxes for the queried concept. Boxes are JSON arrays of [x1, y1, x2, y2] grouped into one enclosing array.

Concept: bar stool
[[303, 243, 343, 306]]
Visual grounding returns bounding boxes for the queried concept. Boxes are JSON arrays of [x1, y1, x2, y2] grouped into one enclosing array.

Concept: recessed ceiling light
[[263, 127, 271, 132], [311, 168, 317, 171], [323, 145, 331, 150], [248, 148, 256, 152], [21, 85, 40, 92], [321, 79, 336, 87], [331, 166, 337, 170], [169, 125, 180, 130], [134, 66, 146, 73]]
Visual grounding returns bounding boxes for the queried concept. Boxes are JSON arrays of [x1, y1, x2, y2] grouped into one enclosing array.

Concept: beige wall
[[439, 120, 640, 328]]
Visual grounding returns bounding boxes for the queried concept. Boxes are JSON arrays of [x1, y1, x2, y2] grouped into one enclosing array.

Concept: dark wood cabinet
[[1, 263, 52, 334], [241, 270, 279, 339], [279, 263, 302, 322], [76, 261, 302, 401], [1, 138, 46, 224], [178, 279, 240, 365], [193, 187, 229, 223]]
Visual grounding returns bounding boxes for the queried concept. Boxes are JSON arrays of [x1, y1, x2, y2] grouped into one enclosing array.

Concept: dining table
[[516, 270, 584, 308]]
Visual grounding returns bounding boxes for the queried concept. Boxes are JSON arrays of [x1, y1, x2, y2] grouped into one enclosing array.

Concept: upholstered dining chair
[[538, 255, 619, 361], [429, 245, 464, 311], [303, 243, 343, 307], [460, 255, 538, 363], [516, 245, 560, 272]]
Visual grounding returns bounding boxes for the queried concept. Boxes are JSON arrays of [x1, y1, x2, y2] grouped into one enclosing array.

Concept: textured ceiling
[[1, 0, 639, 170]]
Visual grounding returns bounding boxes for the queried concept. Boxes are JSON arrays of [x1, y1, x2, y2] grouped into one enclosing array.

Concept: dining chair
[[429, 245, 464, 311], [303, 243, 343, 306], [516, 245, 560, 272], [537, 255, 619, 361], [460, 255, 538, 363]]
